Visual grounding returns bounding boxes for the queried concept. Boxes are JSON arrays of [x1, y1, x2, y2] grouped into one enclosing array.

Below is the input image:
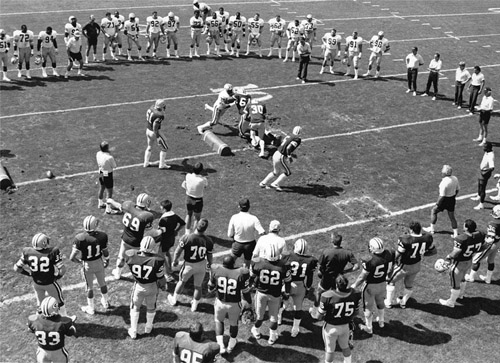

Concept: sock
[[453, 229, 458, 237], [159, 151, 167, 166], [216, 335, 224, 347], [144, 150, 152, 166], [378, 309, 385, 323], [364, 311, 373, 329], [261, 172, 275, 185], [87, 298, 95, 310], [130, 310, 139, 332], [344, 356, 352, 363], [273, 173, 287, 186], [146, 311, 156, 327], [402, 288, 413, 305], [292, 318, 301, 330], [450, 289, 460, 304], [459, 282, 466, 298], [228, 337, 237, 349], [386, 284, 395, 305]]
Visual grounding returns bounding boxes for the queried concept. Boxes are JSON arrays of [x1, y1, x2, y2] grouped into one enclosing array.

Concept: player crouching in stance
[[320, 29, 341, 75], [364, 31, 390, 78], [198, 83, 235, 134], [64, 31, 85, 78], [311, 274, 359, 363], [208, 255, 252, 354], [260, 126, 302, 192], [351, 238, 394, 334], [144, 99, 170, 169], [280, 238, 318, 337], [173, 322, 220, 363], [126, 236, 166, 339], [438, 219, 484, 307], [247, 102, 268, 158], [70, 215, 111, 315], [28, 297, 76, 363], [465, 205, 500, 284]]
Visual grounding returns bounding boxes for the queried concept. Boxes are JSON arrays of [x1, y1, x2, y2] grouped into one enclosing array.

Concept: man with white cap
[[252, 220, 288, 259], [260, 126, 302, 191], [364, 31, 390, 78], [64, 30, 85, 78]]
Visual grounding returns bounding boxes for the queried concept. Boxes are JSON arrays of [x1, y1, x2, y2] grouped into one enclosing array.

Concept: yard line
[[2, 187, 495, 306], [13, 109, 499, 187], [2, 64, 500, 121]]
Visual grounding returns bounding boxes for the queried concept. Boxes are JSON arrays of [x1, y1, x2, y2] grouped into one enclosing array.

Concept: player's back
[[365, 249, 394, 284], [175, 331, 220, 363], [182, 233, 213, 263], [234, 93, 252, 115], [146, 106, 164, 130], [249, 104, 266, 122], [22, 247, 61, 285], [125, 250, 164, 284], [28, 314, 74, 350], [252, 257, 289, 297], [455, 232, 484, 261], [278, 135, 301, 156], [286, 252, 317, 282], [321, 288, 360, 325], [398, 233, 433, 265], [213, 265, 249, 302], [121, 201, 154, 247], [74, 231, 107, 261]]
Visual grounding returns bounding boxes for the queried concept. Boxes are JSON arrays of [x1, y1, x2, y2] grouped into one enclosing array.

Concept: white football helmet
[[136, 193, 151, 209], [40, 296, 60, 317], [294, 238, 308, 255], [292, 126, 302, 135], [168, 12, 174, 17], [129, 13, 136, 19], [34, 54, 42, 65], [155, 99, 166, 111], [263, 243, 279, 261], [140, 236, 157, 253], [492, 205, 500, 219], [83, 215, 98, 232], [0, 29, 5, 38], [32, 233, 50, 250], [434, 258, 450, 273], [11, 55, 18, 64], [224, 83, 233, 92], [235, 87, 247, 95], [368, 237, 384, 254]]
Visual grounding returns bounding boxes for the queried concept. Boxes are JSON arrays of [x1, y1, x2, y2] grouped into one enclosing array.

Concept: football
[[434, 258, 449, 273]]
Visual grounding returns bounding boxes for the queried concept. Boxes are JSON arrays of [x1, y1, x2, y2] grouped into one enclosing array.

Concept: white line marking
[[287, 11, 297, 14], [3, 187, 496, 305], [13, 109, 499, 186], [483, 45, 491, 48], [439, 77, 448, 80], [365, 196, 392, 214], [432, 27, 442, 29], [393, 59, 404, 61], [444, 31, 454, 33], [411, 19, 420, 22], [422, 23, 430, 25], [372, 5, 380, 7], [381, 8, 390, 11], [496, 50, 500, 53], [470, 40, 478, 43]]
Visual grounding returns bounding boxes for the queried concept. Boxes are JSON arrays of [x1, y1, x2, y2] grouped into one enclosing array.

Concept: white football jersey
[[101, 17, 119, 36], [146, 16, 163, 34], [215, 89, 234, 108], [64, 23, 82, 37], [217, 11, 230, 28], [301, 19, 317, 34], [114, 14, 125, 30], [229, 16, 246, 32], [268, 18, 286, 33], [247, 17, 264, 34], [0, 35, 11, 53], [163, 16, 180, 32], [190, 16, 204, 30], [322, 33, 341, 50], [369, 35, 389, 54], [124, 20, 140, 37], [13, 30, 34, 48], [345, 35, 363, 53], [206, 17, 222, 31], [287, 22, 303, 39], [38, 30, 57, 48]]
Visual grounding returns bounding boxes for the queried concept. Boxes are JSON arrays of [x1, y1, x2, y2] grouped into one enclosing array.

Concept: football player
[[168, 218, 214, 312], [364, 31, 390, 77], [439, 219, 484, 307], [268, 15, 286, 58], [216, 7, 230, 53], [245, 13, 264, 57], [465, 205, 500, 284], [28, 297, 76, 363], [250, 242, 292, 345], [208, 255, 252, 354], [64, 30, 84, 78], [228, 12, 246, 57], [313, 274, 360, 363], [14, 233, 71, 317], [100, 12, 120, 60], [351, 238, 395, 334], [70, 216, 111, 315], [146, 11, 164, 58], [173, 322, 220, 363], [107, 193, 158, 280], [197, 83, 235, 134], [123, 13, 145, 61], [126, 236, 166, 339], [37, 26, 59, 78], [320, 29, 341, 75], [260, 126, 302, 191], [193, 0, 212, 21], [144, 99, 170, 169], [300, 14, 317, 48], [283, 19, 303, 62], [344, 31, 363, 79], [64, 16, 82, 39], [0, 29, 11, 81], [164, 12, 180, 58], [247, 102, 268, 158], [280, 239, 318, 337], [204, 12, 222, 57], [189, 10, 204, 58], [113, 11, 125, 56], [385, 221, 434, 309], [13, 24, 34, 79], [233, 88, 252, 138]]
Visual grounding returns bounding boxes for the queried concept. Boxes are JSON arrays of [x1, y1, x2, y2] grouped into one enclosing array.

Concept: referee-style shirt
[[297, 42, 311, 56], [96, 151, 116, 175]]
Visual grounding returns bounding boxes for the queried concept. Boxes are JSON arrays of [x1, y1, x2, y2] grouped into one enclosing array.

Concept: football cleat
[[291, 327, 300, 337], [368, 237, 384, 254], [292, 126, 302, 135], [145, 324, 153, 334], [396, 296, 406, 309], [83, 215, 98, 232], [268, 331, 278, 345], [227, 339, 238, 353], [32, 233, 50, 250], [128, 328, 137, 339], [81, 305, 95, 315], [438, 298, 455, 308], [251, 326, 261, 339], [40, 297, 59, 317], [167, 294, 177, 306]]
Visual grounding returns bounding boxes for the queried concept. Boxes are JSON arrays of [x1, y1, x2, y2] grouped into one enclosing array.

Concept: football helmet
[[294, 238, 308, 255], [378, 31, 384, 37], [368, 237, 384, 254], [263, 243, 279, 261], [140, 236, 157, 253], [235, 87, 247, 95], [32, 233, 50, 250], [224, 83, 233, 92], [0, 29, 5, 38], [83, 215, 98, 232], [434, 258, 450, 273], [168, 12, 174, 17], [129, 13, 136, 19], [292, 126, 302, 135], [240, 306, 256, 324], [34, 54, 42, 65], [136, 193, 151, 208], [40, 296, 59, 317], [492, 205, 500, 219], [155, 99, 166, 111], [69, 16, 76, 22], [222, 255, 235, 268], [11, 55, 18, 64]]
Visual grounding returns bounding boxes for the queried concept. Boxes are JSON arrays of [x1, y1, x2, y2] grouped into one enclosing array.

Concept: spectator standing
[[453, 61, 471, 109], [182, 162, 208, 234], [473, 87, 494, 146], [468, 65, 485, 114], [228, 198, 265, 268], [296, 37, 311, 83], [405, 46, 424, 96], [421, 53, 442, 100], [471, 142, 494, 210], [96, 141, 116, 213], [158, 199, 185, 282], [82, 15, 101, 63]]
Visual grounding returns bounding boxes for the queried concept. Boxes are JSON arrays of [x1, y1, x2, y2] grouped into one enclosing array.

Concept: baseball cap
[[269, 220, 281, 232], [239, 198, 250, 210]]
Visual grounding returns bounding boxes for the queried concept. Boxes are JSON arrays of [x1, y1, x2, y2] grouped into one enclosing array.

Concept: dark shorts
[[69, 51, 83, 62], [436, 196, 456, 212], [231, 240, 256, 260], [87, 37, 98, 47], [186, 196, 203, 213], [480, 110, 491, 125], [99, 172, 113, 189], [161, 236, 175, 253]]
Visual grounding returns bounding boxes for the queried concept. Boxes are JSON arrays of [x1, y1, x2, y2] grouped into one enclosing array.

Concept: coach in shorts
[[228, 198, 265, 268], [96, 141, 116, 213], [182, 162, 208, 234], [64, 30, 84, 77]]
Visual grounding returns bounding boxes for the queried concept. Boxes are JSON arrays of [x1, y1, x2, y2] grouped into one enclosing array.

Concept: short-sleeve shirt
[[146, 16, 163, 34], [124, 19, 140, 37], [250, 257, 291, 297], [228, 211, 264, 243], [73, 231, 108, 261], [190, 16, 204, 31], [319, 246, 357, 281], [247, 17, 264, 34], [183, 173, 208, 199], [253, 233, 288, 259], [323, 33, 341, 50], [369, 35, 389, 54], [121, 201, 154, 247], [64, 23, 82, 37], [345, 35, 363, 54], [234, 93, 252, 115], [0, 35, 11, 53], [287, 22, 303, 39], [362, 249, 395, 284], [163, 16, 180, 32], [101, 17, 119, 36], [300, 19, 317, 34], [229, 16, 246, 32], [486, 220, 500, 244], [38, 31, 57, 49], [180, 233, 214, 263], [174, 331, 220, 363], [28, 315, 75, 351], [438, 175, 459, 197], [211, 265, 250, 303], [249, 104, 266, 123], [96, 151, 116, 174], [470, 72, 485, 86], [66, 37, 82, 53], [319, 289, 360, 325], [269, 18, 286, 33], [13, 30, 34, 48], [16, 247, 63, 285], [158, 211, 186, 247]]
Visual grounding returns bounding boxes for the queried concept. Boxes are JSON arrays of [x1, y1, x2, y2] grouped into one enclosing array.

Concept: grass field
[[1, 0, 500, 362]]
